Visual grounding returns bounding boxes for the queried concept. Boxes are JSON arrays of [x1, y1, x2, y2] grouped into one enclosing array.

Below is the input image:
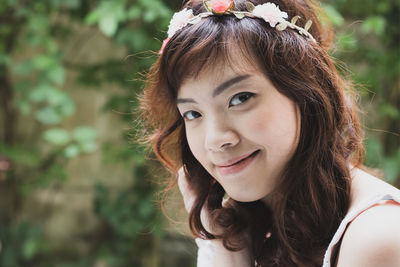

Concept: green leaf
[[143, 10, 157, 23], [24, 31, 46, 47], [139, 0, 169, 14], [47, 66, 66, 85], [95, 1, 126, 36], [28, 86, 74, 122], [59, 98, 75, 116], [336, 33, 357, 50], [365, 138, 383, 166], [22, 238, 37, 260], [29, 84, 54, 103], [99, 16, 118, 37], [0, 54, 12, 65], [380, 103, 400, 119], [304, 20, 312, 32], [361, 16, 386, 36], [246, 1, 255, 12], [64, 0, 80, 9], [85, 10, 100, 24], [27, 15, 49, 32], [35, 107, 62, 124], [14, 80, 32, 93], [127, 7, 141, 20], [80, 141, 97, 153], [64, 144, 80, 158], [291, 15, 300, 25], [32, 55, 55, 70], [204, 1, 212, 13], [116, 29, 152, 50], [377, 2, 390, 13], [0, 144, 41, 167], [43, 128, 70, 146], [383, 155, 400, 184], [47, 89, 67, 106], [72, 126, 97, 143], [233, 13, 245, 19], [321, 4, 344, 27], [276, 22, 288, 31], [13, 99, 31, 114], [13, 60, 34, 75]]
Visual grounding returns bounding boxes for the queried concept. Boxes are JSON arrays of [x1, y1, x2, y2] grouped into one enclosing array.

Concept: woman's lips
[[216, 150, 260, 176]]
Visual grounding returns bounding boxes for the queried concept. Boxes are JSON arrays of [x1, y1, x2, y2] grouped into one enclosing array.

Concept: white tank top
[[322, 191, 400, 266], [196, 190, 400, 266]]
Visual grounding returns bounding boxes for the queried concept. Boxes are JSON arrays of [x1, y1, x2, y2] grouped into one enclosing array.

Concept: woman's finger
[[177, 166, 195, 212]]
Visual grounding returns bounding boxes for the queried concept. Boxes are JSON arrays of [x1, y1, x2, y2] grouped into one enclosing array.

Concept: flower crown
[[159, 0, 316, 54]]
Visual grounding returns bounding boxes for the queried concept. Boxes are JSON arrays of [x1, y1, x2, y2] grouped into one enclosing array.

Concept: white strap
[[322, 191, 400, 267], [196, 238, 215, 267]]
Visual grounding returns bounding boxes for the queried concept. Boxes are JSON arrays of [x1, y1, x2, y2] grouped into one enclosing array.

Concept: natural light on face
[[176, 59, 301, 202]]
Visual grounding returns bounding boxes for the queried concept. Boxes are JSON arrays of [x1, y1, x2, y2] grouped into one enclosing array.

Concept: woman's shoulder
[[336, 168, 400, 266], [349, 167, 400, 207], [336, 199, 400, 266]]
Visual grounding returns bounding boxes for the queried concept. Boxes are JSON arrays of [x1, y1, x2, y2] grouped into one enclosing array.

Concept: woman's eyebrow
[[177, 74, 251, 104], [212, 74, 251, 97]]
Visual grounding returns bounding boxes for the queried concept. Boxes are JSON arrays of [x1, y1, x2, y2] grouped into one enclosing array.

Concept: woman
[[139, 0, 400, 266]]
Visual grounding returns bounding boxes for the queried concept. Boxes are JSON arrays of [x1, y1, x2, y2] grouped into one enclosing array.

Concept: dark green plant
[[0, 0, 174, 266], [322, 0, 400, 184]]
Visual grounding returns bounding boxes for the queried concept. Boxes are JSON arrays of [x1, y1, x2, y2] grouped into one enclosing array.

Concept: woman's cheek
[[244, 109, 273, 140], [186, 128, 205, 162]]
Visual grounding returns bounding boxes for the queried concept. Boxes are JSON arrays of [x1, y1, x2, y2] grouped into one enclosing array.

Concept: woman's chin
[[225, 186, 272, 202], [228, 191, 270, 203]]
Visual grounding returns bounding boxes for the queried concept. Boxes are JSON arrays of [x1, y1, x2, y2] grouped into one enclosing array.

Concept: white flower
[[167, 8, 194, 38], [252, 3, 288, 27]]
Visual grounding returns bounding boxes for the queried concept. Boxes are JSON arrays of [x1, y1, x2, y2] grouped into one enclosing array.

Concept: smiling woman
[[177, 65, 300, 202], [139, 0, 400, 266]]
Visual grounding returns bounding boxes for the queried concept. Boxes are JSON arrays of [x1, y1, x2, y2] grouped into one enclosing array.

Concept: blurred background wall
[[0, 0, 399, 266]]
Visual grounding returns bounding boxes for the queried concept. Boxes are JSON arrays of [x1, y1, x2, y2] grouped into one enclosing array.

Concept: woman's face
[[176, 62, 301, 202]]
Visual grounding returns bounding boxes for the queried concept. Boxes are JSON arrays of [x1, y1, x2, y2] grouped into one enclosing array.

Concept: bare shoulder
[[336, 201, 400, 266], [350, 167, 400, 200]]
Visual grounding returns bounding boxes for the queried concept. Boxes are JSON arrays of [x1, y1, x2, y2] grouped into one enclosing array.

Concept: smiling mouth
[[216, 150, 260, 176]]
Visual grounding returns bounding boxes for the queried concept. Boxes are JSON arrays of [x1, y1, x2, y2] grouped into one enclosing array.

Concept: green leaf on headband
[[204, 1, 213, 13], [188, 16, 202, 24], [291, 15, 300, 25], [246, 1, 255, 12], [276, 22, 288, 31], [304, 20, 312, 32], [234, 12, 245, 19]]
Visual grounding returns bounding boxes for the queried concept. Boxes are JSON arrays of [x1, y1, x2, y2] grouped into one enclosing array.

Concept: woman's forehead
[[174, 40, 259, 81], [178, 54, 260, 92]]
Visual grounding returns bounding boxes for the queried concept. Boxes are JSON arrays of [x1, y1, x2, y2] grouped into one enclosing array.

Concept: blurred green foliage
[[0, 0, 175, 266], [0, 0, 398, 266], [92, 164, 162, 266], [323, 0, 400, 183]]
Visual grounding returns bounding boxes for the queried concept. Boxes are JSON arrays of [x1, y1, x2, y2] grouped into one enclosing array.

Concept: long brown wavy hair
[[139, 0, 364, 265]]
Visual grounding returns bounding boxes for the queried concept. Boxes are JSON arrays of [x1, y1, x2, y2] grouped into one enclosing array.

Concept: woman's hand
[[177, 167, 254, 266], [177, 166, 225, 236]]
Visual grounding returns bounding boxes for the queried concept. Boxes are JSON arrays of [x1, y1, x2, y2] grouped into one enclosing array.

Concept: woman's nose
[[204, 118, 240, 152]]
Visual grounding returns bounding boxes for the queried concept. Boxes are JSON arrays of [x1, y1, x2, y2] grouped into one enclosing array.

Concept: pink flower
[[159, 38, 170, 54], [206, 0, 234, 14], [167, 8, 194, 38], [252, 3, 288, 27]]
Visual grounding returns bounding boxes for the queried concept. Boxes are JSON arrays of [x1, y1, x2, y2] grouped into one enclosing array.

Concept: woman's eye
[[229, 92, 255, 107], [183, 110, 201, 121]]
